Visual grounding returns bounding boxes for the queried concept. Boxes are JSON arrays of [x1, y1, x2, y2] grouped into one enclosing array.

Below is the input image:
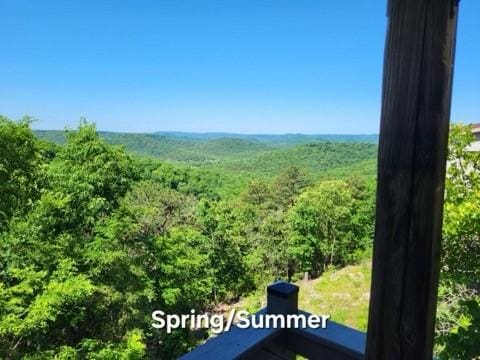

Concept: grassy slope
[[233, 260, 372, 331], [298, 260, 371, 331]]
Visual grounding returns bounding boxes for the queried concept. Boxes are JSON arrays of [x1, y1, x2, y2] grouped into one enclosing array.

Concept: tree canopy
[[1, 117, 478, 359]]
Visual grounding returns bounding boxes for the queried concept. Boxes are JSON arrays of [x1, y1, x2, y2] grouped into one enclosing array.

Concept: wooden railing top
[[180, 282, 366, 360]]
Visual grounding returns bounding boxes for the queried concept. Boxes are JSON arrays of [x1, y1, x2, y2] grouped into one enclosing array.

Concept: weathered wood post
[[366, 1, 459, 359]]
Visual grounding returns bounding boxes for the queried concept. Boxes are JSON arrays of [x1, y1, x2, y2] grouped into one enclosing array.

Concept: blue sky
[[1, 1, 478, 134]]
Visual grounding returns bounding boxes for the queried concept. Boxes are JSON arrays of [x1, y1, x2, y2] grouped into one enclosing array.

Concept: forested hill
[[34, 130, 378, 148], [34, 130, 270, 161], [205, 142, 377, 180], [34, 130, 378, 179]]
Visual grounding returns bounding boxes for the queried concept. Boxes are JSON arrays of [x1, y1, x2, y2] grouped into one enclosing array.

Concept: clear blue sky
[[1, 1, 478, 134]]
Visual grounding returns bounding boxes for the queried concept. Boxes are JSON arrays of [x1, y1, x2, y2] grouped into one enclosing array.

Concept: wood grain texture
[[366, 0, 459, 359]]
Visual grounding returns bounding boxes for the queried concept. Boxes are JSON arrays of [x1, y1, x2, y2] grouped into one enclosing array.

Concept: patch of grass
[[233, 259, 372, 332], [298, 260, 372, 331]]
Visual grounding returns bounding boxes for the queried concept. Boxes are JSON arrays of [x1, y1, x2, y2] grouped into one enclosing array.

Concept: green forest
[[1, 116, 479, 359]]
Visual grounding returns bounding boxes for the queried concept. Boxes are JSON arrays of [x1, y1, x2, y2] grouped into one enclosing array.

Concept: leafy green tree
[[151, 162, 222, 200], [435, 123, 480, 359], [121, 180, 196, 236], [442, 123, 480, 284], [258, 210, 289, 280], [0, 116, 41, 229], [437, 297, 480, 360], [237, 178, 292, 283], [155, 226, 213, 311], [288, 180, 356, 276], [273, 166, 309, 208], [49, 122, 139, 215], [239, 180, 274, 207], [0, 122, 143, 358], [346, 176, 376, 255], [197, 200, 253, 300]]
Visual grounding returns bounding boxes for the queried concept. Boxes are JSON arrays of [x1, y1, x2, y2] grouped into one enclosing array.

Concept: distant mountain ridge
[[35, 129, 378, 146]]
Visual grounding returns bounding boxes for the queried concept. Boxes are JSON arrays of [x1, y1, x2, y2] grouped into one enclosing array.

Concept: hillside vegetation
[[2, 119, 377, 359], [1, 119, 478, 359], [207, 142, 377, 180], [34, 130, 378, 181]]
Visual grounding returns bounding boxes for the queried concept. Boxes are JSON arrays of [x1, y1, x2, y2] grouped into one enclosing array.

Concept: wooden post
[[267, 282, 299, 315], [366, 1, 459, 359]]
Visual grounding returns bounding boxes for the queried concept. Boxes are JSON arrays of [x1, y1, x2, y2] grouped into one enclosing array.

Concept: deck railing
[[180, 282, 366, 360]]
